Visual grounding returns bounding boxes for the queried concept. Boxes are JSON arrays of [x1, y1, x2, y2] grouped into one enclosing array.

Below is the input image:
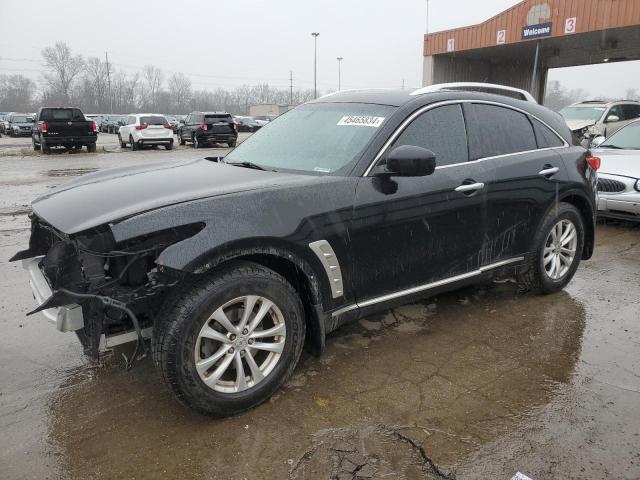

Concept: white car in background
[[591, 120, 640, 222], [560, 100, 640, 145], [118, 114, 174, 150]]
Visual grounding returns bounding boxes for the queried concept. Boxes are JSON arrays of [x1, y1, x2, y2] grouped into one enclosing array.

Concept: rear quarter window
[[532, 118, 565, 148], [465, 104, 537, 159]]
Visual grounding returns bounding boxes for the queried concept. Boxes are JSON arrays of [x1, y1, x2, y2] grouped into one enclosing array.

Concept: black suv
[[12, 84, 597, 416], [178, 111, 238, 148]]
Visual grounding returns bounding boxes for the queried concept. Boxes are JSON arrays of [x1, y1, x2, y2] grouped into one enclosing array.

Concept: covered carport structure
[[423, 0, 640, 102]]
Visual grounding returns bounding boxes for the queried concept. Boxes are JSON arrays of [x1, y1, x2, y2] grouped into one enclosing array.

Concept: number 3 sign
[[565, 17, 577, 34]]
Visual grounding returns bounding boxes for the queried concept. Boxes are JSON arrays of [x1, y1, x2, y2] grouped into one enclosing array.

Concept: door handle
[[455, 182, 485, 193], [539, 166, 560, 178]]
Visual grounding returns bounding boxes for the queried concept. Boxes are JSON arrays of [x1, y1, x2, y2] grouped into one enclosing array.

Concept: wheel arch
[[177, 241, 331, 355], [558, 191, 595, 260]]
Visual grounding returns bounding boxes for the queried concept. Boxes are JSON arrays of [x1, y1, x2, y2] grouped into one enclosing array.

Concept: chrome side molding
[[332, 256, 525, 317], [309, 240, 344, 299]]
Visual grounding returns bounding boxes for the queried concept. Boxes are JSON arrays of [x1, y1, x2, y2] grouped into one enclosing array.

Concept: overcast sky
[[0, 0, 637, 97]]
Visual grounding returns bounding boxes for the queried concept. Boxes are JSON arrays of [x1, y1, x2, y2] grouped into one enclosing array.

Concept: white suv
[[118, 114, 174, 150]]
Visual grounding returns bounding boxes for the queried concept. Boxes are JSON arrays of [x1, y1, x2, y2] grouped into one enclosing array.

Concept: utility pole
[[401, 78, 405, 90], [336, 57, 343, 91], [289, 71, 293, 105], [311, 32, 320, 99], [105, 52, 113, 114], [426, 0, 430, 34]]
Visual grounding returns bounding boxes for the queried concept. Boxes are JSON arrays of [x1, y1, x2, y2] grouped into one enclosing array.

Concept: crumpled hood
[[594, 149, 640, 179], [565, 120, 596, 132], [32, 158, 310, 234]]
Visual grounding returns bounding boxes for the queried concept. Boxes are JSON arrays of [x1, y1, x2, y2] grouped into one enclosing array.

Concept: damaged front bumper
[[22, 256, 84, 332]]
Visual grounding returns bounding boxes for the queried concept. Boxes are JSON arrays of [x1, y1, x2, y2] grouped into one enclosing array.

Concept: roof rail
[[411, 82, 537, 103]]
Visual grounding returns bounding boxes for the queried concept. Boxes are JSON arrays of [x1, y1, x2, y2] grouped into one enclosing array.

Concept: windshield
[[11, 116, 32, 123], [225, 103, 394, 174], [559, 106, 606, 123], [601, 122, 640, 150]]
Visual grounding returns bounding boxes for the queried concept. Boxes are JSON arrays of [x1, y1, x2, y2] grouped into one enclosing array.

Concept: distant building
[[249, 104, 294, 118]]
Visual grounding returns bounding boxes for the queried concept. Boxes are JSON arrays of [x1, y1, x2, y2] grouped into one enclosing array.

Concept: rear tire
[[192, 134, 199, 149], [166, 141, 173, 150], [32, 137, 40, 151], [228, 139, 237, 148], [517, 202, 584, 294], [118, 134, 126, 148], [42, 142, 51, 155], [130, 136, 138, 151], [179, 132, 186, 145], [153, 262, 305, 417], [87, 143, 96, 153]]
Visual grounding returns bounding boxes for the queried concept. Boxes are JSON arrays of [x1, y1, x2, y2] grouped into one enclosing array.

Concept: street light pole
[[337, 57, 343, 91], [311, 32, 320, 99]]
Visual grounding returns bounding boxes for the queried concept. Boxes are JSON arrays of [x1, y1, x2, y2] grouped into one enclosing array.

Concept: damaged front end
[[11, 214, 203, 359]]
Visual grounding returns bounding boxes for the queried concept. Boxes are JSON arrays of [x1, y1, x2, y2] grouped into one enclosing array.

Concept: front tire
[[153, 262, 305, 417], [518, 202, 584, 294]]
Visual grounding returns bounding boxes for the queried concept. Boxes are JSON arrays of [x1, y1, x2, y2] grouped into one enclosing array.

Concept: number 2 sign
[[565, 17, 577, 34], [497, 30, 506, 44]]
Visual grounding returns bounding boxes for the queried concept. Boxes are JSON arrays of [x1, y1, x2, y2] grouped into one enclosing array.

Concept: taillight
[[586, 156, 601, 170], [200, 121, 207, 131], [233, 123, 238, 131], [163, 124, 172, 129], [90, 121, 97, 133], [39, 121, 47, 133], [135, 124, 148, 130]]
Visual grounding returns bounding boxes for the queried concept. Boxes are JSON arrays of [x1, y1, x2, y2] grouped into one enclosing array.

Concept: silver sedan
[[592, 120, 640, 222]]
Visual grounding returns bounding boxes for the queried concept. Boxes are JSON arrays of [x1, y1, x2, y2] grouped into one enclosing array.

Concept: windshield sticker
[[314, 167, 332, 173], [337, 116, 385, 127]]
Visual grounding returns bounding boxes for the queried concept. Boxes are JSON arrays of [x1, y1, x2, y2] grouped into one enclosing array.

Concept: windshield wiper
[[224, 160, 272, 171]]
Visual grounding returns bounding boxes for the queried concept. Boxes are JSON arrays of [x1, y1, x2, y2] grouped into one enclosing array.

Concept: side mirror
[[606, 114, 620, 123], [382, 145, 436, 177], [590, 135, 606, 148]]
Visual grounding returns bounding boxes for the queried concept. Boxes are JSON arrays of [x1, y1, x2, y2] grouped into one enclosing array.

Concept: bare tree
[[142, 65, 164, 111], [168, 73, 192, 113], [81, 57, 110, 112], [0, 74, 37, 111], [41, 42, 84, 104]]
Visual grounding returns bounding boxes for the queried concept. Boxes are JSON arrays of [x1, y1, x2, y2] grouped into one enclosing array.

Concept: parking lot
[[0, 137, 639, 479]]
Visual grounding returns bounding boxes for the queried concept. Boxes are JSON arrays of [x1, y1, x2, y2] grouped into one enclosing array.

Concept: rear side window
[[391, 104, 468, 167], [465, 104, 537, 159], [140, 116, 166, 125], [622, 104, 640, 120], [40, 108, 85, 122], [532, 118, 565, 148]]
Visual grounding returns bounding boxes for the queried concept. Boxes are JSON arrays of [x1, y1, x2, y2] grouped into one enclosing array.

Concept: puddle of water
[[45, 168, 99, 178]]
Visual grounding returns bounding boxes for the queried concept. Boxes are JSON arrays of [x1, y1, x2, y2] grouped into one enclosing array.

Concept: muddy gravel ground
[[0, 141, 639, 480]]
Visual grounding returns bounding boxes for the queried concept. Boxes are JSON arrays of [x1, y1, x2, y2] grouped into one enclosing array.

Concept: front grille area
[[598, 178, 626, 193]]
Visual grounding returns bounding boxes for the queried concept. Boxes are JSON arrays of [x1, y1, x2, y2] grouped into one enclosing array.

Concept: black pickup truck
[[32, 107, 98, 154]]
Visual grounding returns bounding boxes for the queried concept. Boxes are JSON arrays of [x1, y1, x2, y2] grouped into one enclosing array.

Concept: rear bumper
[[197, 133, 237, 143], [21, 256, 84, 332], [41, 135, 97, 146], [137, 137, 173, 145]]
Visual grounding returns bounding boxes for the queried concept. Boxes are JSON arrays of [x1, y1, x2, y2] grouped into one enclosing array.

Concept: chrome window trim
[[331, 256, 524, 317], [363, 99, 569, 177]]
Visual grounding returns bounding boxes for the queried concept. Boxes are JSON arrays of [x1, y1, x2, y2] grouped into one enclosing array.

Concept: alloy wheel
[[194, 295, 286, 393], [543, 219, 577, 280]]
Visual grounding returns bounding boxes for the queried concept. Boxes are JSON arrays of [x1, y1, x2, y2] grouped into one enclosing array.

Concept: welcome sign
[[522, 22, 552, 40]]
